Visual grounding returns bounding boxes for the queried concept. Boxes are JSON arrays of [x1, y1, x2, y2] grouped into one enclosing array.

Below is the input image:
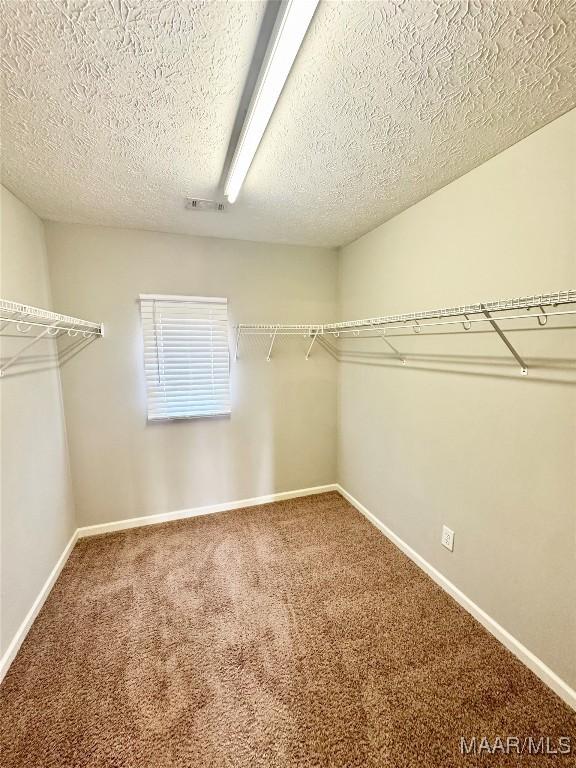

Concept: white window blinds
[[140, 295, 230, 421]]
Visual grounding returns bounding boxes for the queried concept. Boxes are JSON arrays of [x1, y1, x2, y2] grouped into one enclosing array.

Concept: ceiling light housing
[[224, 0, 319, 204]]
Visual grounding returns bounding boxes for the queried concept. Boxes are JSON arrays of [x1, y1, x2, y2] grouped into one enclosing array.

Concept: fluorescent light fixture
[[224, 0, 319, 204]]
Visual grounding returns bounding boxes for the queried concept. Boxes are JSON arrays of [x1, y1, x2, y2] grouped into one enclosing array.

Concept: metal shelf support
[[234, 289, 575, 367], [266, 326, 278, 362], [481, 305, 528, 376], [235, 326, 242, 360], [305, 329, 319, 360], [0, 323, 60, 376], [381, 335, 407, 365], [0, 298, 102, 377]]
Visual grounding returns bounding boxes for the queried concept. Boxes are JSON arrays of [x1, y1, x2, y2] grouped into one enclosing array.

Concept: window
[[140, 295, 230, 421]]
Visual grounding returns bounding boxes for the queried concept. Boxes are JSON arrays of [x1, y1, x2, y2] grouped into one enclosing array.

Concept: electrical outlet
[[441, 525, 454, 552]]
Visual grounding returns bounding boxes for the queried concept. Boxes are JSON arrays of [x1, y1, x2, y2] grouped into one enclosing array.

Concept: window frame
[[139, 293, 231, 422]]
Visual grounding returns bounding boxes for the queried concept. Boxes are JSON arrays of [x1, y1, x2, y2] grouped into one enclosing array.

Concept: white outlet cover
[[442, 525, 455, 552]]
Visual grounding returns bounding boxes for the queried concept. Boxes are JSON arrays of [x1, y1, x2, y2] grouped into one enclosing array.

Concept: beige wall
[[338, 108, 576, 688], [45, 224, 338, 527], [0, 187, 76, 655], [4, 109, 573, 694]]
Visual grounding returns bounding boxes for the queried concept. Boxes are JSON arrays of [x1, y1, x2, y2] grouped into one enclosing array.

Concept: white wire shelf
[[237, 290, 576, 334], [235, 289, 576, 374], [0, 298, 103, 376], [0, 299, 102, 333]]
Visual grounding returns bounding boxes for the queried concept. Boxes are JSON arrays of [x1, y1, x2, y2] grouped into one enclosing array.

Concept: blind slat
[[140, 295, 230, 421]]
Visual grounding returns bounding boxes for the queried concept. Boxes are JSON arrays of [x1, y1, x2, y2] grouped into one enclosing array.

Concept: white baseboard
[[0, 529, 78, 684], [1, 484, 337, 682], [77, 484, 339, 538], [336, 484, 576, 712], [5, 483, 573, 713]]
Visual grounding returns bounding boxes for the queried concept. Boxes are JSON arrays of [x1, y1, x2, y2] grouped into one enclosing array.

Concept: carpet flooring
[[1, 492, 574, 767]]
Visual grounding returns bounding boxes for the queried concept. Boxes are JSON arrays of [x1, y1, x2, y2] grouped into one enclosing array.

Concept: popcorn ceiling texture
[[1, 0, 576, 248]]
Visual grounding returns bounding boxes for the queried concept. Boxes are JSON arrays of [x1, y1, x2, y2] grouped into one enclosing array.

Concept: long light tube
[[224, 0, 319, 204]]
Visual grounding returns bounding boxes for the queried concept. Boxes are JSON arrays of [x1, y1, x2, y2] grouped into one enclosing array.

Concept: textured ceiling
[[1, 0, 576, 248]]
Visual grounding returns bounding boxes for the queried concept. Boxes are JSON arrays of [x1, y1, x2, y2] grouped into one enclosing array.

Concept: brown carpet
[[1, 492, 574, 767]]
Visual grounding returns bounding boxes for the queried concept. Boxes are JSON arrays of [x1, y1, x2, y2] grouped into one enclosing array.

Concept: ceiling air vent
[[185, 198, 226, 212]]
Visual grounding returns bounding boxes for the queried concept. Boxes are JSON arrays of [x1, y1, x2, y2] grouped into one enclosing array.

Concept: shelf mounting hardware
[[526, 305, 548, 326], [235, 326, 242, 360], [0, 321, 62, 376], [235, 290, 575, 373], [481, 304, 528, 376], [266, 326, 278, 362], [537, 306, 548, 326], [381, 335, 406, 365], [0, 299, 103, 377], [305, 329, 319, 360]]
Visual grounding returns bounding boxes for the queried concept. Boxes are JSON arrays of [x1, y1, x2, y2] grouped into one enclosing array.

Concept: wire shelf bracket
[[305, 329, 319, 360], [235, 289, 576, 374], [481, 305, 528, 375], [234, 326, 242, 360], [266, 326, 279, 362], [381, 334, 407, 366], [0, 299, 103, 377]]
